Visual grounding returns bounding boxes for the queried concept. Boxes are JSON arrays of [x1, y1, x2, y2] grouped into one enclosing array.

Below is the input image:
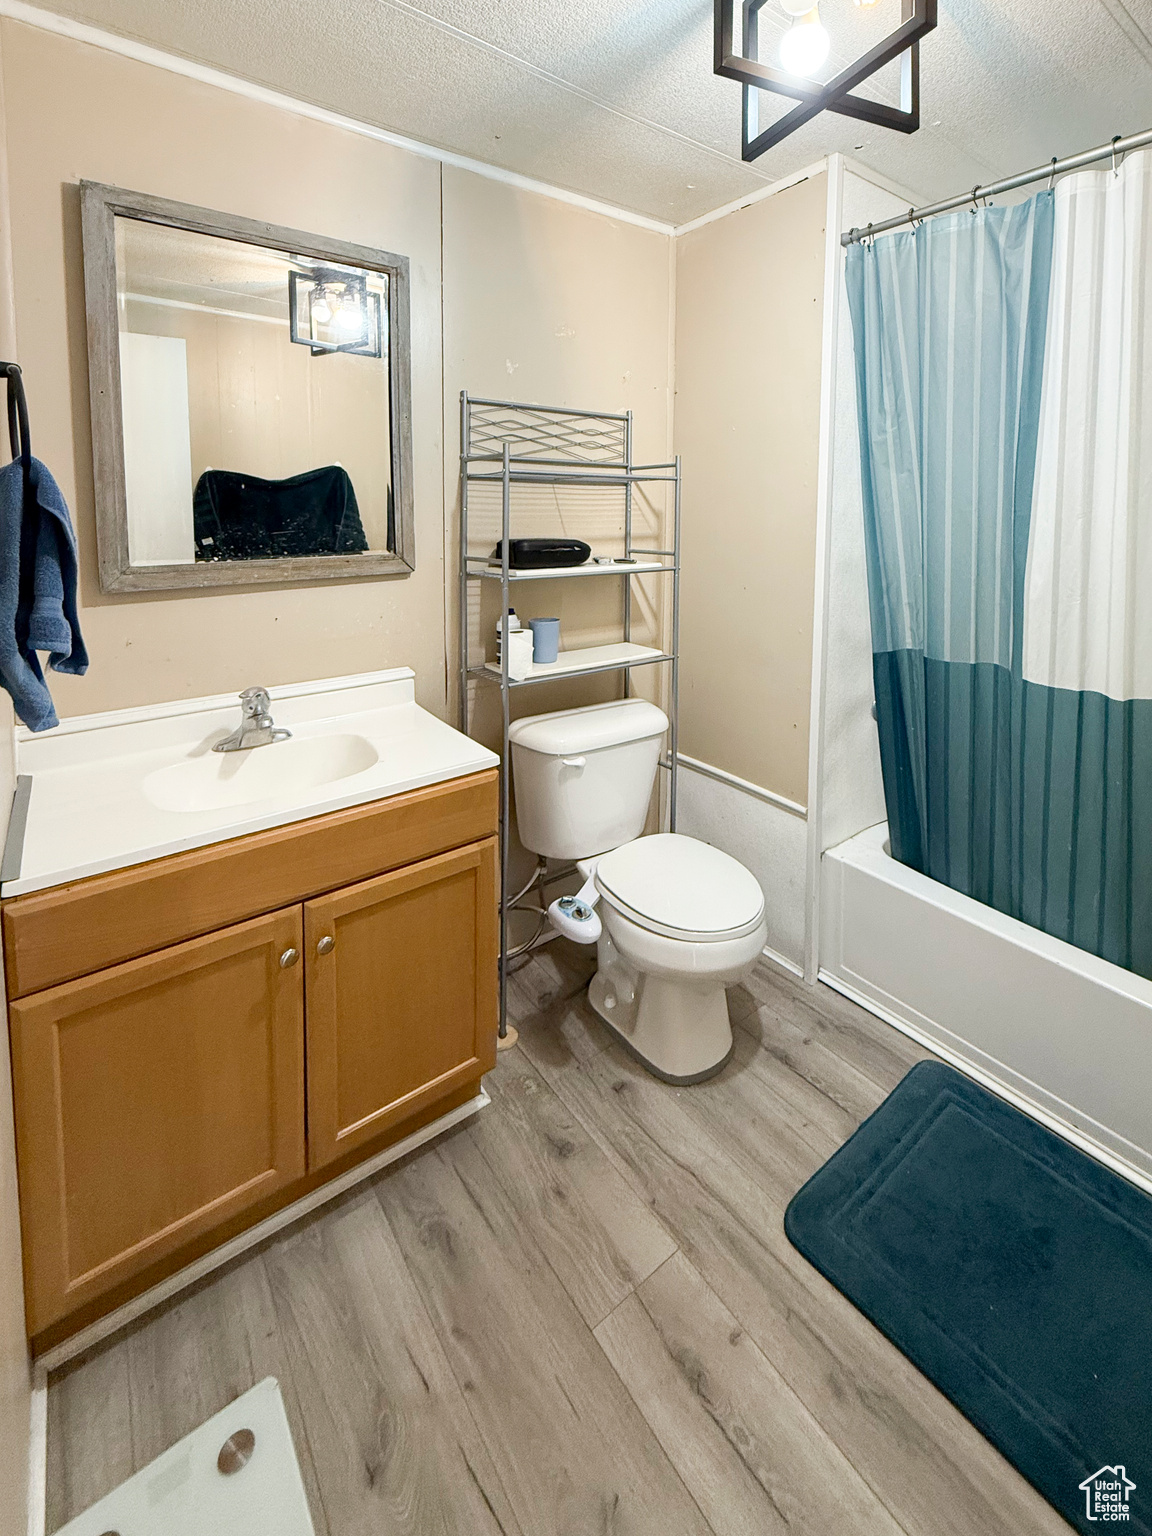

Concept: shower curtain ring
[[1111, 135, 1122, 176], [1047, 157, 1058, 192], [970, 185, 980, 214]]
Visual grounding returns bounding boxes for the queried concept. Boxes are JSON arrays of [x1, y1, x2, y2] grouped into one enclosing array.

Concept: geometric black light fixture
[[715, 0, 938, 160]]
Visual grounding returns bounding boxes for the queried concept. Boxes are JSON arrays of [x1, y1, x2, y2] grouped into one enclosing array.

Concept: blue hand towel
[[0, 455, 87, 731]]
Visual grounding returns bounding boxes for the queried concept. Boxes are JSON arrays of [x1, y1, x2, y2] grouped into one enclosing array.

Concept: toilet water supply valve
[[547, 875, 602, 944]]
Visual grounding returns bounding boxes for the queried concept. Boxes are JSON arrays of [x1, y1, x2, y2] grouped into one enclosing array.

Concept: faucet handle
[[239, 686, 271, 718]]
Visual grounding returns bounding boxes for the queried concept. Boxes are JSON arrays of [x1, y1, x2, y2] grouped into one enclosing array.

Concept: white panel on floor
[[56, 1377, 315, 1536], [675, 762, 806, 969]]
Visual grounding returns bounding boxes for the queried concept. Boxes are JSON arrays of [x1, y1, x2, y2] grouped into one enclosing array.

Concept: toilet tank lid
[[508, 698, 668, 756]]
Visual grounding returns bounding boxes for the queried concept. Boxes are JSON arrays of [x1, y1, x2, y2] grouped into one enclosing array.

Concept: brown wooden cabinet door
[[304, 837, 498, 1170], [9, 907, 306, 1334]]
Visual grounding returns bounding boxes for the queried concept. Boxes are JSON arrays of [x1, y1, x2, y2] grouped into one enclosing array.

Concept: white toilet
[[509, 698, 767, 1082]]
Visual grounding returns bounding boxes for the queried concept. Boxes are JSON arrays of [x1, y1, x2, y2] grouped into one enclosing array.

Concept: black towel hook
[[1, 361, 31, 491]]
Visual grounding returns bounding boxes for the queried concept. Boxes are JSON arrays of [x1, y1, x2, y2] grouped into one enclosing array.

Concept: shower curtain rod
[[842, 125, 1152, 246]]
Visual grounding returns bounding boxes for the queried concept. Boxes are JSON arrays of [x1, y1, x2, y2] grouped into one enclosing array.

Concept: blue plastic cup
[[528, 617, 560, 664]]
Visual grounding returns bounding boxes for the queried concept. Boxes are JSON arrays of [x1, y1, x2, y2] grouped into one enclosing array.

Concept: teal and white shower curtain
[[847, 150, 1152, 977]]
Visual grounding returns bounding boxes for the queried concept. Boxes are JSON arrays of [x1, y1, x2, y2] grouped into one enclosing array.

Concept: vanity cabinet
[[2, 770, 498, 1344], [8, 909, 308, 1335], [305, 841, 497, 1170]]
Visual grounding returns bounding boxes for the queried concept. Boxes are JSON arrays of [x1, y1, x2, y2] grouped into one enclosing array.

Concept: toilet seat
[[594, 833, 765, 943]]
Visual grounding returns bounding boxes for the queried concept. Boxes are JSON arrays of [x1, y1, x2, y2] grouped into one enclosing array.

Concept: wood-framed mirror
[[80, 182, 415, 592]]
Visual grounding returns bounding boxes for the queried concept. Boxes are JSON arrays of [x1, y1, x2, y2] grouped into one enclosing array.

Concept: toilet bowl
[[583, 833, 767, 1081], [508, 700, 767, 1083]]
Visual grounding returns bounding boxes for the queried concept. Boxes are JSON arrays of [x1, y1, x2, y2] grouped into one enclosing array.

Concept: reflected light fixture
[[288, 266, 384, 358], [714, 0, 938, 159]]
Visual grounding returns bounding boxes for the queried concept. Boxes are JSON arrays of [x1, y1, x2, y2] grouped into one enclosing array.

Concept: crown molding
[[0, 0, 681, 234]]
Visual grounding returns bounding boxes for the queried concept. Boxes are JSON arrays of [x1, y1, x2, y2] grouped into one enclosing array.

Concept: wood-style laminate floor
[[46, 947, 1074, 1535]]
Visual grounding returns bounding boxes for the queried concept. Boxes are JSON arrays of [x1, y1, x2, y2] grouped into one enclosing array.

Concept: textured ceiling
[[17, 0, 1152, 223]]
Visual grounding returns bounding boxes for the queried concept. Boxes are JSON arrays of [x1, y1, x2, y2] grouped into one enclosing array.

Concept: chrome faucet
[[213, 687, 292, 753]]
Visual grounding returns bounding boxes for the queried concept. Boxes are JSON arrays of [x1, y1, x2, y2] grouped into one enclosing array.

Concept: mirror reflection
[[114, 217, 393, 567]]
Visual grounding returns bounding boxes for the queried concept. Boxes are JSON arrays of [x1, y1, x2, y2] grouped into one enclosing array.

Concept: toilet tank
[[509, 698, 669, 860]]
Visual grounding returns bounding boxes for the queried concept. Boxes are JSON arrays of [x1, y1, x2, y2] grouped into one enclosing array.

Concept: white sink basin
[[5, 669, 501, 898], [144, 733, 380, 813]]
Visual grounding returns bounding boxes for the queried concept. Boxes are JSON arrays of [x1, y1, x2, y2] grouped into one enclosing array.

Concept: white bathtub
[[821, 821, 1152, 1192]]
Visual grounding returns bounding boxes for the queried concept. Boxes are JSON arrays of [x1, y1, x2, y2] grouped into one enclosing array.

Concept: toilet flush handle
[[560, 755, 586, 768]]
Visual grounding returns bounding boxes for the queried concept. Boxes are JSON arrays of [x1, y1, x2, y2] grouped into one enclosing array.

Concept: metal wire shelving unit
[[457, 393, 682, 1037]]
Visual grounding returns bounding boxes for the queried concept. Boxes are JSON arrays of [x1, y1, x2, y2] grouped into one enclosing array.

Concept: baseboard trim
[[760, 943, 804, 979], [33, 1087, 490, 1377], [26, 1362, 46, 1536], [819, 969, 1152, 1200]]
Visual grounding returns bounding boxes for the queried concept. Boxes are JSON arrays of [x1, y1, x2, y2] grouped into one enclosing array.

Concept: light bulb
[[779, 8, 829, 76], [312, 291, 332, 325], [336, 302, 362, 332]]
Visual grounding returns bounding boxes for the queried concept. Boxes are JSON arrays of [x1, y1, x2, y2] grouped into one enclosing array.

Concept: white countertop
[[3, 669, 499, 897]]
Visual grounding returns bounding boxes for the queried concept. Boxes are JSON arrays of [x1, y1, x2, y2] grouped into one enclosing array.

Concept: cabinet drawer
[[305, 837, 498, 1170], [10, 906, 306, 1335], [3, 769, 497, 998]]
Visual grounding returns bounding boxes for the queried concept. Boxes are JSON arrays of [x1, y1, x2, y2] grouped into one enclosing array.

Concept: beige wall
[[0, 18, 679, 729], [441, 165, 674, 756], [440, 167, 675, 867], [0, 28, 28, 1535], [2, 18, 446, 715], [0, 702, 25, 1536], [673, 172, 828, 806]]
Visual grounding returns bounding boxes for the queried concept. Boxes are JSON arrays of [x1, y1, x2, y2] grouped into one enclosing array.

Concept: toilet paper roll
[[506, 627, 534, 681]]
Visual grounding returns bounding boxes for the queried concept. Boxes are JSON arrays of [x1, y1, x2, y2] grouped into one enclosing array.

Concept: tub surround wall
[[814, 168, 903, 857], [803, 165, 911, 979]]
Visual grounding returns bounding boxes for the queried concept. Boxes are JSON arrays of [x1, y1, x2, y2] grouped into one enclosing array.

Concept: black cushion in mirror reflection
[[192, 464, 370, 560]]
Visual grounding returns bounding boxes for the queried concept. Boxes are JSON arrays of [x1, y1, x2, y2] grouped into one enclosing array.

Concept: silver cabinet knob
[[279, 947, 299, 968], [317, 935, 335, 955]]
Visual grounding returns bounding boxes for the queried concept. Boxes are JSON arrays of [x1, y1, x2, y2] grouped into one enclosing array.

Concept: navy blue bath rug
[[784, 1060, 1152, 1534]]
